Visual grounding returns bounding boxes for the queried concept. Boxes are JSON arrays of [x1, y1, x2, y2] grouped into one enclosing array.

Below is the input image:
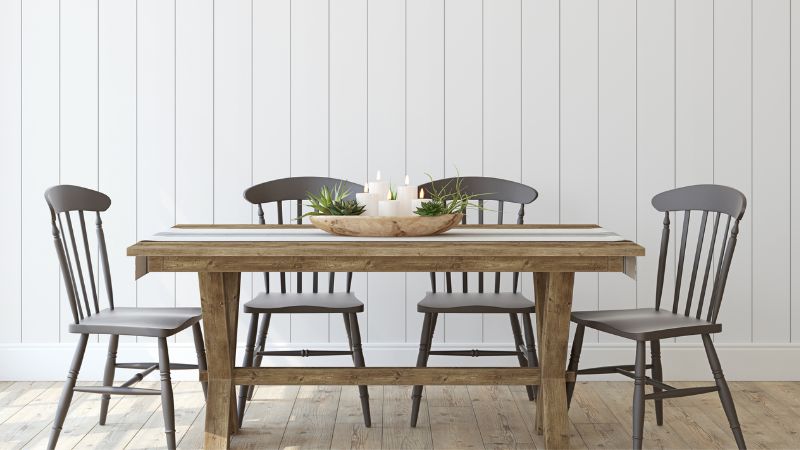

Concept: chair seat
[[243, 292, 364, 314], [571, 308, 722, 340], [417, 292, 535, 313], [69, 307, 202, 338]]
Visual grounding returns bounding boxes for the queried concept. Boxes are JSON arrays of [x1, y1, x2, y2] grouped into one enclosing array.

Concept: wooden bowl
[[309, 214, 463, 237]]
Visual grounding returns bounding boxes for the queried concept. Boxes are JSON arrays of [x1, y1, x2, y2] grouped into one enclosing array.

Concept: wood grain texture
[[218, 367, 575, 386]]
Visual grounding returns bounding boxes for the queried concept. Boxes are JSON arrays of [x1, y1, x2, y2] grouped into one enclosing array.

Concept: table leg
[[535, 272, 574, 449], [533, 272, 549, 435], [199, 272, 241, 450]]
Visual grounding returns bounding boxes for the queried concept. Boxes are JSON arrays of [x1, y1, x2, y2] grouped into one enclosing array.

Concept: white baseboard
[[1, 342, 798, 381]]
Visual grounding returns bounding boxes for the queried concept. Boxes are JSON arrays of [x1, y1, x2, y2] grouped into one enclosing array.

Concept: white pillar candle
[[395, 175, 418, 216], [410, 188, 429, 215], [356, 186, 378, 216], [367, 170, 390, 201], [378, 191, 401, 216]]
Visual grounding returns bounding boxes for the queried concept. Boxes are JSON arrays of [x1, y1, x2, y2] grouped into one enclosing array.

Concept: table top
[[128, 224, 645, 258]]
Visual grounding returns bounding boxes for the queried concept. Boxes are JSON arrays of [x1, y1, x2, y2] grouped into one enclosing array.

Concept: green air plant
[[413, 174, 485, 217], [302, 183, 366, 217]]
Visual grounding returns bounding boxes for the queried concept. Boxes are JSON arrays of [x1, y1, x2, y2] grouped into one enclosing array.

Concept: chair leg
[[509, 313, 535, 401], [566, 324, 585, 408], [99, 334, 119, 425], [192, 323, 208, 399], [650, 339, 664, 426], [237, 313, 259, 427], [247, 313, 271, 401], [47, 333, 89, 450], [157, 337, 177, 450], [632, 340, 647, 450], [411, 312, 437, 427], [521, 312, 539, 400], [702, 334, 746, 449], [348, 313, 371, 427]]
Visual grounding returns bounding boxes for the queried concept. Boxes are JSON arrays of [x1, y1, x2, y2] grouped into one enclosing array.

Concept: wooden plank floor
[[1, 381, 799, 449]]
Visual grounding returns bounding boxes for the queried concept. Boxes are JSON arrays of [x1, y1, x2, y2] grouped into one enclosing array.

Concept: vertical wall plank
[[406, 0, 444, 344], [560, 0, 599, 341], [598, 0, 637, 342], [137, 0, 175, 310], [99, 0, 137, 341], [637, 0, 675, 314], [367, 0, 406, 344], [291, 0, 329, 342], [752, 0, 790, 342], [0, 0, 22, 343], [443, 0, 481, 343], [21, 0, 60, 343], [175, 0, 213, 341], [214, 0, 252, 342], [674, 0, 713, 343], [482, 0, 521, 343], [714, 0, 753, 343], [252, 0, 292, 343], [520, 0, 559, 308], [60, 0, 99, 342], [521, 0, 558, 224], [330, 0, 368, 343], [793, 0, 800, 342]]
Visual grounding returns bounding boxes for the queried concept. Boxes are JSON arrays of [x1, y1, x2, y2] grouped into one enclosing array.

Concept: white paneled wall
[[2, 0, 800, 362]]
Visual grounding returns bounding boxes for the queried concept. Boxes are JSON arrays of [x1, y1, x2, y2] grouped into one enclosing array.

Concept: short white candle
[[410, 188, 429, 215], [356, 184, 379, 216], [378, 191, 401, 216], [395, 174, 418, 216], [367, 170, 390, 201]]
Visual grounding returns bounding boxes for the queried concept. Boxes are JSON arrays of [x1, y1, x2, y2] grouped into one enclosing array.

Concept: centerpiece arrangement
[[306, 172, 479, 237]]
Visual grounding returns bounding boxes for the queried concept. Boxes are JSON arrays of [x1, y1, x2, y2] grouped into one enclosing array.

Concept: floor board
[[2, 381, 799, 449]]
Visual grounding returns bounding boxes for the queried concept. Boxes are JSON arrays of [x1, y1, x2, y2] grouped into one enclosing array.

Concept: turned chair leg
[[566, 324, 585, 407], [157, 337, 177, 450], [47, 334, 89, 450], [650, 339, 664, 426], [702, 334, 746, 449], [347, 313, 372, 428], [510, 313, 535, 401], [192, 324, 208, 399], [237, 313, 259, 427], [246, 313, 271, 401], [521, 312, 539, 400], [411, 312, 438, 427], [347, 313, 371, 427], [99, 334, 119, 425], [632, 340, 647, 450]]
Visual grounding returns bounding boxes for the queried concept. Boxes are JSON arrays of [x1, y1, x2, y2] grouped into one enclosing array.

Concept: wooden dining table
[[127, 224, 644, 449]]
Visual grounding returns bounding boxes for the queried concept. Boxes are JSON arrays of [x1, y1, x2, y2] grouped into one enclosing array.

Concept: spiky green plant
[[302, 183, 366, 217], [413, 174, 486, 217]]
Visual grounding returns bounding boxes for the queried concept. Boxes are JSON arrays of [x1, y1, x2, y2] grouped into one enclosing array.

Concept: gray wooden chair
[[44, 185, 207, 450], [566, 184, 747, 450], [237, 176, 371, 427], [409, 176, 539, 427]]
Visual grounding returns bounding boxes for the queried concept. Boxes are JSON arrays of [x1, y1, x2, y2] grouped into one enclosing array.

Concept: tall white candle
[[395, 174, 418, 216], [356, 183, 378, 216], [367, 170, 390, 201], [378, 191, 400, 216]]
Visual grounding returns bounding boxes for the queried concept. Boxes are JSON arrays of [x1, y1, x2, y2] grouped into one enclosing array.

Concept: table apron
[[139, 255, 623, 275]]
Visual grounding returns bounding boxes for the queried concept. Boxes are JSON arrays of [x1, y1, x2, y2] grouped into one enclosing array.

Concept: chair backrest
[[651, 184, 747, 323], [243, 176, 363, 294], [418, 176, 539, 294], [45, 185, 114, 324]]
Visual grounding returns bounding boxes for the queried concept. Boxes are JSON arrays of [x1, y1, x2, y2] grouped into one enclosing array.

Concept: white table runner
[[146, 226, 628, 242]]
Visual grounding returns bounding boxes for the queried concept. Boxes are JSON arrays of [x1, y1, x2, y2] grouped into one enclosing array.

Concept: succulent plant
[[303, 183, 366, 217], [413, 174, 485, 217]]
